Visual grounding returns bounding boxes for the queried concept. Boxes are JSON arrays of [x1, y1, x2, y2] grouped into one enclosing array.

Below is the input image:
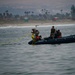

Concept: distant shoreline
[[0, 19, 75, 27]]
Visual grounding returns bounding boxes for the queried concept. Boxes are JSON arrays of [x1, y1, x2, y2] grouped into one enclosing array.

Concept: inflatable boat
[[28, 35, 75, 45]]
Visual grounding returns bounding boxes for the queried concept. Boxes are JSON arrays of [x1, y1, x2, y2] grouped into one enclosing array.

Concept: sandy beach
[[0, 19, 75, 27]]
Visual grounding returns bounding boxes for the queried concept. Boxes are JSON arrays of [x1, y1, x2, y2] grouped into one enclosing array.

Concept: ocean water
[[0, 24, 75, 75]]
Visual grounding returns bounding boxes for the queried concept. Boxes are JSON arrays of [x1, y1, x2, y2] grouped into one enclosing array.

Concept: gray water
[[0, 25, 75, 75]]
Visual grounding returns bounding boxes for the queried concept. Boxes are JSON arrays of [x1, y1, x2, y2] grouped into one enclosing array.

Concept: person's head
[[58, 30, 60, 32], [36, 30, 38, 32], [32, 28, 35, 31], [32, 28, 36, 33], [52, 26, 54, 29]]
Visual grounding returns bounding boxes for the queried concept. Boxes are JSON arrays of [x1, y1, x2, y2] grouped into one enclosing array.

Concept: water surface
[[0, 24, 75, 75]]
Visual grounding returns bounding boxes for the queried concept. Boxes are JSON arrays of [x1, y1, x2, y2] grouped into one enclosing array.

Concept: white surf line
[[34, 24, 75, 27], [0, 24, 75, 29]]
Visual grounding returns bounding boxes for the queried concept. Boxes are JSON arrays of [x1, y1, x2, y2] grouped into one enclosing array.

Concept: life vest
[[36, 36, 40, 40], [57, 36, 61, 38], [31, 34, 35, 40]]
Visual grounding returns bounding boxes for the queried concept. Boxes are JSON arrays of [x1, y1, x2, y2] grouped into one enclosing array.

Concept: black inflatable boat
[[28, 35, 75, 45]]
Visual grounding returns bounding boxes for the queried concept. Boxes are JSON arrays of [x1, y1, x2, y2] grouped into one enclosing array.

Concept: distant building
[[53, 17, 58, 21], [24, 17, 29, 22]]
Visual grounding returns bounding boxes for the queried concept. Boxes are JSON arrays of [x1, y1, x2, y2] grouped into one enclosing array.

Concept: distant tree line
[[0, 5, 75, 21], [71, 5, 75, 20]]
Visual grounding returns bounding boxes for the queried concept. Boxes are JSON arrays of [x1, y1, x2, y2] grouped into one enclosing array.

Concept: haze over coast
[[0, 0, 75, 15], [0, 0, 75, 27]]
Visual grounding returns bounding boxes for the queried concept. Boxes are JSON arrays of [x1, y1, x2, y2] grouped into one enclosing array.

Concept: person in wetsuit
[[50, 26, 56, 39]]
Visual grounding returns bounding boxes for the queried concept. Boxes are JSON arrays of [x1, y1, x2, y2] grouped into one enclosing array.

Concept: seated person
[[55, 30, 62, 38], [57, 30, 62, 38], [35, 30, 39, 36]]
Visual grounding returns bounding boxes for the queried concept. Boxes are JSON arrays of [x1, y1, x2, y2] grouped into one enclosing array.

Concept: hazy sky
[[0, 0, 75, 15]]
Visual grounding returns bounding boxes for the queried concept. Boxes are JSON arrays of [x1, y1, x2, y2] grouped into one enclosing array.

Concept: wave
[[0, 24, 75, 29]]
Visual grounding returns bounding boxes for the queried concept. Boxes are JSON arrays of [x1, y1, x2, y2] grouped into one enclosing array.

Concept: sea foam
[[0, 24, 75, 29]]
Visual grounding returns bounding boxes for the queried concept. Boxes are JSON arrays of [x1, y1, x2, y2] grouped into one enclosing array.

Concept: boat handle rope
[[0, 32, 31, 46]]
